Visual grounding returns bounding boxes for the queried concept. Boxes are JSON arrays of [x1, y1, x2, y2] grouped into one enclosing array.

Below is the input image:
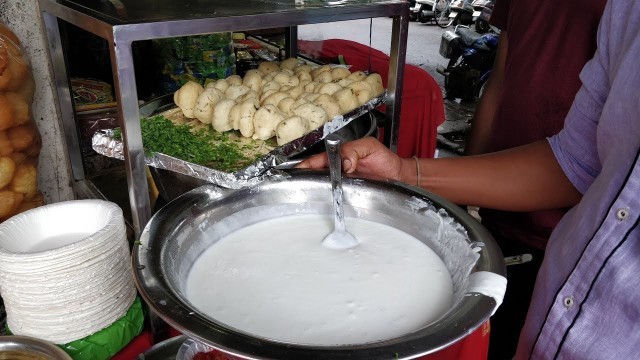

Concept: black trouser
[[487, 233, 545, 360]]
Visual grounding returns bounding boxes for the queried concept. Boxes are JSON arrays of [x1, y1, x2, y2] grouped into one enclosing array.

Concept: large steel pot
[[134, 171, 505, 359]]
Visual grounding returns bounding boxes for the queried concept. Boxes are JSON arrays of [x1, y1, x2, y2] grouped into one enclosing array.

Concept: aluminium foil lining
[[92, 92, 386, 189]]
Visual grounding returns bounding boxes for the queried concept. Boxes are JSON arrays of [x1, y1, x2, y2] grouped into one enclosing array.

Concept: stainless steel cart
[[38, 0, 409, 239]]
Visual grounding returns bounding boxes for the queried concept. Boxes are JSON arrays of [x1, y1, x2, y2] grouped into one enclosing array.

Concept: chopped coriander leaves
[[112, 115, 264, 172]]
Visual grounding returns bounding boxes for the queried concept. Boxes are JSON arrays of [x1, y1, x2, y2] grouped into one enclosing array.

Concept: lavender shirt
[[516, 0, 640, 358]]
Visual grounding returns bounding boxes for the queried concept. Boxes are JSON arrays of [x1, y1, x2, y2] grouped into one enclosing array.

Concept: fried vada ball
[[242, 90, 260, 103], [273, 72, 300, 87], [296, 71, 312, 82], [276, 116, 309, 145], [0, 156, 16, 189], [317, 82, 343, 96], [294, 64, 313, 74], [193, 87, 224, 124], [365, 73, 385, 97], [230, 98, 258, 133], [211, 99, 236, 133], [301, 92, 321, 103], [242, 70, 263, 93], [208, 79, 229, 93], [0, 93, 15, 131], [314, 71, 333, 84], [348, 81, 374, 106], [291, 97, 309, 112], [262, 91, 289, 107], [262, 80, 282, 95], [333, 88, 359, 114], [347, 71, 367, 82], [10, 163, 37, 196], [7, 125, 37, 151], [277, 97, 296, 116], [238, 99, 259, 138], [280, 57, 300, 70], [313, 94, 342, 119], [331, 67, 351, 80], [225, 85, 251, 101], [0, 130, 12, 156], [258, 61, 280, 75], [253, 104, 286, 140], [286, 84, 305, 100], [173, 81, 204, 118], [310, 65, 331, 79], [337, 78, 354, 87], [0, 190, 23, 219], [292, 103, 328, 130], [229, 102, 242, 131], [225, 75, 243, 86], [304, 81, 319, 94]]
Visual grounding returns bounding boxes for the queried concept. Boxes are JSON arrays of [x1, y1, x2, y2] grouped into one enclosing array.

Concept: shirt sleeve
[[548, 3, 611, 194], [489, 0, 510, 30]]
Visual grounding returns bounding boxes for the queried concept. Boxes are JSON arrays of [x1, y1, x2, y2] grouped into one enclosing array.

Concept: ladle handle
[[325, 135, 343, 192], [325, 135, 348, 233]]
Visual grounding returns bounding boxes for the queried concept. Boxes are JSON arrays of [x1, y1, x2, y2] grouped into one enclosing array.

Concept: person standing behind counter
[[463, 0, 606, 357], [297, 0, 640, 357]]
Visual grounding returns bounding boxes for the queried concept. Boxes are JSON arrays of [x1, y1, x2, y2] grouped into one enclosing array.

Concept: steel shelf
[[39, 0, 409, 238]]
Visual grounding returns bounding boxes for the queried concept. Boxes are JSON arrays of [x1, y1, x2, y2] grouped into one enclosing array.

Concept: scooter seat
[[455, 26, 482, 47]]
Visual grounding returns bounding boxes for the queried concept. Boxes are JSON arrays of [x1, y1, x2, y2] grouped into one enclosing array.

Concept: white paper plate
[[0, 200, 136, 344]]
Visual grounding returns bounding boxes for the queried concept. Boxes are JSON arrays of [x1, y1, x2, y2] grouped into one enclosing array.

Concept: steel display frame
[[38, 0, 410, 239]]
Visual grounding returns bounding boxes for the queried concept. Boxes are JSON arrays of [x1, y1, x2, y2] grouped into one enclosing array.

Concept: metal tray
[[92, 92, 385, 190]]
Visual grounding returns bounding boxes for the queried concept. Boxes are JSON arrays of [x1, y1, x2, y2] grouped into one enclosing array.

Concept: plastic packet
[[176, 338, 242, 360], [0, 22, 44, 223]]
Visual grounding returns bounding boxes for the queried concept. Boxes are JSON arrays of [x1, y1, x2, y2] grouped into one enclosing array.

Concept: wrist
[[400, 157, 421, 187]]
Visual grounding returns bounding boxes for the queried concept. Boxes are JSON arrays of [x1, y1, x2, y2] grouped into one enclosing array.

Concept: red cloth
[[298, 39, 444, 158], [112, 331, 154, 360]]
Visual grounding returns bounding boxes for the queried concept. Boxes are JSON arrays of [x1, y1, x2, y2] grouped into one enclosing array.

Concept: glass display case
[[38, 0, 410, 238]]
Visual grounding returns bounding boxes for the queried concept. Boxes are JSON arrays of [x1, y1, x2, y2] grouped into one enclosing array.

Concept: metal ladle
[[321, 135, 359, 250]]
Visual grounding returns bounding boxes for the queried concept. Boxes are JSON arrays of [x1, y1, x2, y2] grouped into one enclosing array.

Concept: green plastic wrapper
[[7, 297, 145, 360], [153, 33, 236, 94]]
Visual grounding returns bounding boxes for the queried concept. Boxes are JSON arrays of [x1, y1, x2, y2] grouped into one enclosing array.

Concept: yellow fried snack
[[0, 156, 15, 189], [0, 47, 11, 90], [10, 163, 36, 196], [8, 124, 36, 151], [0, 190, 23, 219], [0, 130, 12, 156], [0, 93, 15, 131], [6, 92, 30, 125]]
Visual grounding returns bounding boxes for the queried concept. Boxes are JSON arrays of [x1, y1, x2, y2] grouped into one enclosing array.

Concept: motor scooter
[[471, 0, 494, 33], [448, 0, 474, 26], [408, 0, 419, 21], [437, 25, 499, 101], [412, 0, 451, 27]]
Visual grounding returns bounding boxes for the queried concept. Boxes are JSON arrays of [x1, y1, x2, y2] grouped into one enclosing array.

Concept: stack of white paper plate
[[0, 200, 136, 344]]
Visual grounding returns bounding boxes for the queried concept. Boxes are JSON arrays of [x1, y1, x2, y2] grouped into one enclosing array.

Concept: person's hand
[[296, 137, 415, 183]]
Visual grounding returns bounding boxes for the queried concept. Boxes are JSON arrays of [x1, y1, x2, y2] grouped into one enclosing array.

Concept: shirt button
[[616, 208, 630, 220], [563, 296, 574, 308]]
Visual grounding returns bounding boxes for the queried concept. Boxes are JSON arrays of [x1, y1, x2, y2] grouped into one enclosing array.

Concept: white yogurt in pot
[[186, 214, 453, 345]]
